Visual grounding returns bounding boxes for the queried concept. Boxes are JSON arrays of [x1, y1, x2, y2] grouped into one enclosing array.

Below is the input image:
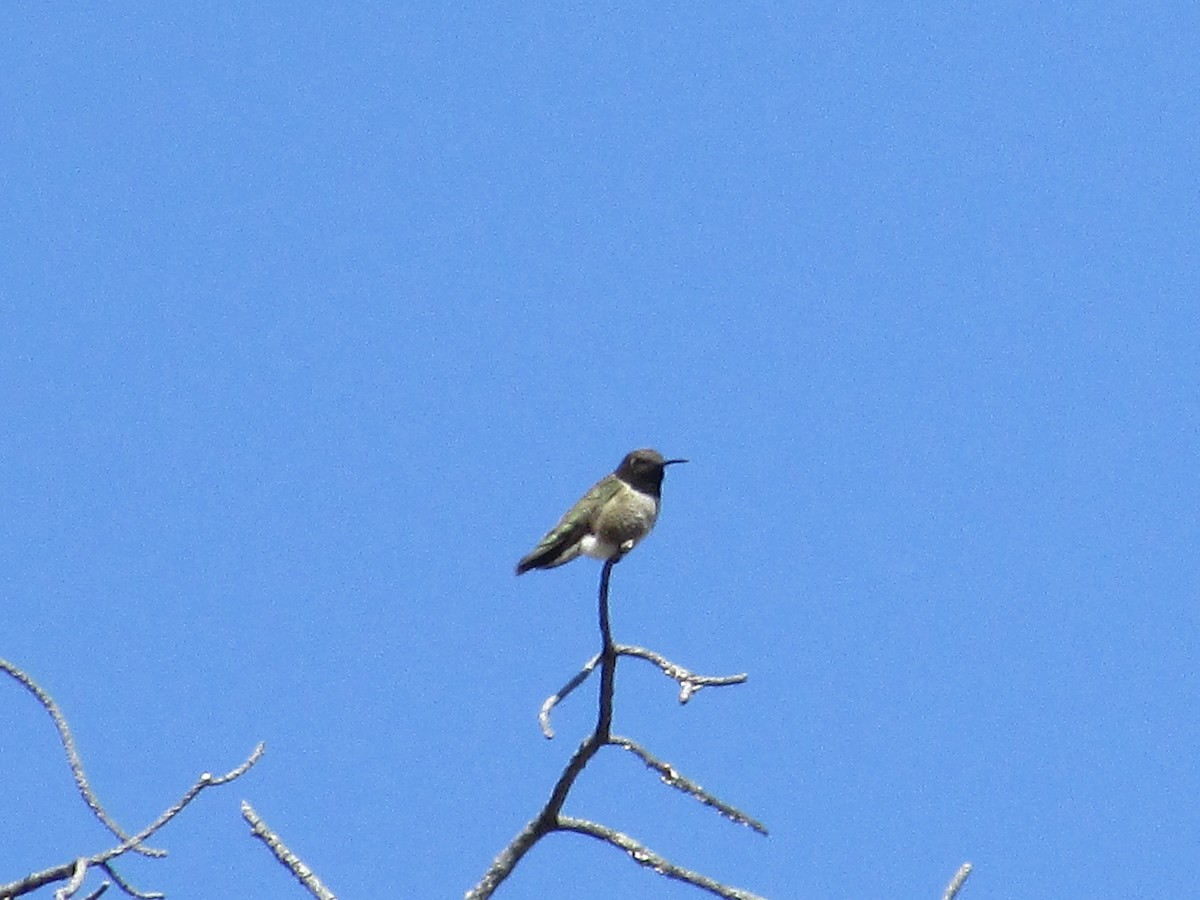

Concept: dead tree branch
[[538, 652, 601, 739], [539, 645, 747, 739], [241, 802, 337, 900], [467, 558, 764, 899], [0, 658, 264, 900], [609, 736, 768, 835], [613, 645, 748, 703], [942, 862, 973, 900], [0, 657, 164, 858], [559, 817, 765, 900]]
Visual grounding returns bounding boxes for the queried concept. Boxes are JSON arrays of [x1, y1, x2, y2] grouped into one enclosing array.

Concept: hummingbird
[[515, 448, 687, 575]]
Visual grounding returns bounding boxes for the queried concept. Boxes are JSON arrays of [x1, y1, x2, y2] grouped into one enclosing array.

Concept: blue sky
[[3, 4, 1198, 898]]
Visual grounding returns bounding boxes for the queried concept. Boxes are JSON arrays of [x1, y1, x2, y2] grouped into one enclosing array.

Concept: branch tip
[[943, 862, 973, 900]]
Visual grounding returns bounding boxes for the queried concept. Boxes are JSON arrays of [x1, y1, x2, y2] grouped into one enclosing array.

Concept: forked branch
[[467, 559, 764, 899], [0, 657, 264, 900]]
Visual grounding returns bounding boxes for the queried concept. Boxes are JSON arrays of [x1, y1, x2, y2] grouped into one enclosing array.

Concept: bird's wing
[[516, 477, 620, 572]]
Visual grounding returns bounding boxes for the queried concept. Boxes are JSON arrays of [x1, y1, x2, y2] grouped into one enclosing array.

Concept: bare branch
[[53, 858, 87, 900], [559, 817, 767, 900], [463, 806, 557, 900], [0, 743, 264, 900], [942, 862, 972, 900], [614, 645, 748, 703], [539, 653, 601, 739], [97, 863, 159, 900], [0, 657, 163, 857], [93, 743, 266, 866], [610, 736, 768, 835], [467, 562, 623, 899], [241, 802, 337, 900], [469, 559, 768, 898], [467, 730, 617, 898], [542, 644, 749, 737], [3, 861, 76, 899]]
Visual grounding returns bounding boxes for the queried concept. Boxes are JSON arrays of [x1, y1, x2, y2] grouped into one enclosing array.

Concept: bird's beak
[[663, 458, 688, 466]]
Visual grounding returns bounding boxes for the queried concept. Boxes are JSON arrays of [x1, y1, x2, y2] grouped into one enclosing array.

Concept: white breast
[[584, 489, 660, 559]]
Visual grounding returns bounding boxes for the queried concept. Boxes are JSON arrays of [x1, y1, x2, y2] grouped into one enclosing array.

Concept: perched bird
[[515, 448, 687, 575]]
